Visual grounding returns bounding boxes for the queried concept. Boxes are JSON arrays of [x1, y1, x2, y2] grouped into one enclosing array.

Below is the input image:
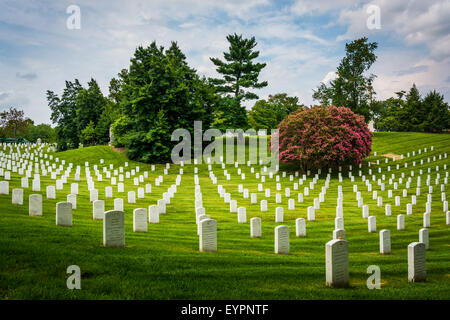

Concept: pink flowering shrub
[[277, 105, 373, 170]]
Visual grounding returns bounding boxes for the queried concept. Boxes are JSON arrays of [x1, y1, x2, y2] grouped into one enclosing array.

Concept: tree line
[[312, 37, 449, 131], [0, 107, 56, 143], [3, 34, 447, 161]]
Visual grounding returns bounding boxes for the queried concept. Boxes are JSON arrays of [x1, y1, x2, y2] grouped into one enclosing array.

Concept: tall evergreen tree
[[209, 34, 267, 128], [422, 90, 450, 132], [405, 84, 425, 131], [75, 78, 107, 144], [48, 79, 83, 150]]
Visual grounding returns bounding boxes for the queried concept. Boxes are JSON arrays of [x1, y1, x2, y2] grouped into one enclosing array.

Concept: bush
[[278, 105, 373, 170]]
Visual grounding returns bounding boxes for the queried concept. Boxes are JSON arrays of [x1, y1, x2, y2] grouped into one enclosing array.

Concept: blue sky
[[0, 0, 449, 124]]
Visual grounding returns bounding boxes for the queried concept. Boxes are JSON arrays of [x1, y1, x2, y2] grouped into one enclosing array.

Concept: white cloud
[[291, 0, 359, 16], [336, 0, 450, 61], [0, 0, 448, 124], [321, 71, 337, 84]]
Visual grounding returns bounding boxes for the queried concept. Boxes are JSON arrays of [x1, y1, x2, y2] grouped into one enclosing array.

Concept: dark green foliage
[[80, 120, 96, 146], [210, 33, 267, 101], [48, 80, 83, 150], [23, 123, 56, 143], [114, 41, 219, 163], [313, 37, 378, 121], [209, 34, 267, 128], [75, 79, 108, 144], [248, 93, 304, 130], [211, 96, 248, 131], [47, 78, 109, 150], [421, 90, 450, 132], [248, 99, 278, 131], [376, 85, 449, 132], [0, 107, 32, 141]]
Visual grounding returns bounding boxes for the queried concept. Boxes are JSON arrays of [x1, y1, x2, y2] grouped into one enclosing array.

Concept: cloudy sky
[[0, 0, 449, 124]]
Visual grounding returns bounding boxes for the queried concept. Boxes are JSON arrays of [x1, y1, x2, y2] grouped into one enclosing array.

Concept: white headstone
[[275, 207, 284, 223], [333, 229, 346, 240], [419, 228, 429, 250], [93, 200, 105, 220], [103, 210, 125, 248], [296, 218, 306, 237], [385, 204, 391, 216], [114, 198, 124, 211], [250, 217, 261, 238], [148, 205, 159, 223], [325, 239, 349, 288], [67, 194, 77, 209], [0, 181, 10, 195], [362, 205, 369, 219], [397, 214, 405, 230], [423, 212, 430, 228], [368, 216, 376, 233], [307, 206, 315, 221], [335, 217, 344, 230], [379, 229, 391, 254], [133, 208, 148, 232], [237, 207, 246, 224], [12, 188, 23, 205], [56, 202, 72, 226], [128, 191, 136, 204], [199, 219, 217, 252], [90, 189, 98, 202], [408, 242, 426, 282], [158, 199, 166, 214], [46, 185, 56, 199], [260, 200, 267, 212], [29, 194, 42, 216], [274, 225, 289, 254]]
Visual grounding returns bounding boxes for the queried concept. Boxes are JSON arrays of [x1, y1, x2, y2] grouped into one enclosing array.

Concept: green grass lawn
[[0, 132, 449, 299]]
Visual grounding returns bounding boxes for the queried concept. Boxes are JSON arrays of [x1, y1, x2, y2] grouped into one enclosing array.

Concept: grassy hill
[[0, 132, 449, 299]]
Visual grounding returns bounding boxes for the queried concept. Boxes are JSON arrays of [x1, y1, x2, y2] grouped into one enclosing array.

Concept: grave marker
[[103, 210, 125, 248], [325, 239, 349, 288]]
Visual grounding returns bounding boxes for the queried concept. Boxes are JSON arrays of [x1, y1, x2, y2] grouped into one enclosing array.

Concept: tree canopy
[[209, 33, 267, 129], [248, 93, 304, 131], [313, 37, 378, 121], [111, 41, 220, 162], [0, 107, 32, 141], [375, 84, 449, 132]]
